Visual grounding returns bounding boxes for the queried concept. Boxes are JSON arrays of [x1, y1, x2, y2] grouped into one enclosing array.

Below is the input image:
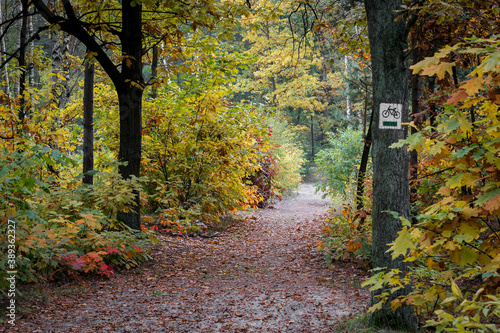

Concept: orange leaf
[[421, 62, 455, 80], [446, 90, 469, 106], [484, 194, 500, 212]]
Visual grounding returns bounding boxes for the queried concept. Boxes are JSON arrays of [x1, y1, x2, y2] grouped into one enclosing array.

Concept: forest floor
[[9, 183, 370, 333]]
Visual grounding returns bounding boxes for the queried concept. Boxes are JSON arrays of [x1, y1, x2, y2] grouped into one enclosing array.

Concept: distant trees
[[236, 0, 371, 162]]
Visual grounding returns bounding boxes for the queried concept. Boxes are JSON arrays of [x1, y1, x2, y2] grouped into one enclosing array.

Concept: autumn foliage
[[0, 29, 305, 290], [364, 37, 500, 330]]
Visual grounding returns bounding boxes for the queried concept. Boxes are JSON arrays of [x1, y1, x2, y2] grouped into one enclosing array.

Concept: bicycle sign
[[379, 103, 402, 129]]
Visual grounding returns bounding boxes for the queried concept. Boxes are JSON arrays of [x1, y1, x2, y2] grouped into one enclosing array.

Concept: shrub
[[315, 128, 367, 199], [266, 116, 305, 195], [319, 205, 372, 265], [0, 147, 153, 292]]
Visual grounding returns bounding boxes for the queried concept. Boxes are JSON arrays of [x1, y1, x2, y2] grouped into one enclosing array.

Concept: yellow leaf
[[437, 187, 451, 196], [451, 279, 463, 298], [458, 116, 472, 132], [462, 206, 480, 218], [483, 100, 499, 120], [390, 298, 403, 310], [428, 141, 446, 155], [389, 227, 416, 259], [411, 56, 440, 74], [447, 90, 469, 106], [460, 77, 484, 95], [460, 247, 478, 265], [443, 270, 454, 281], [420, 62, 455, 80], [443, 241, 457, 251]]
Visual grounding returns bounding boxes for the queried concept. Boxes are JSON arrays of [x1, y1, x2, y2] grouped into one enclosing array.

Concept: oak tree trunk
[[364, 0, 417, 329]]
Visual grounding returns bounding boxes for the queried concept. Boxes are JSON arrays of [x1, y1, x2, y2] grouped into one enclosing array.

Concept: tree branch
[[33, 0, 123, 89]]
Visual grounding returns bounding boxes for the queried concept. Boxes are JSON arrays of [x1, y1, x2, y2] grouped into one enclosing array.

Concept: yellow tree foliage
[[238, 0, 325, 115], [364, 37, 500, 331]]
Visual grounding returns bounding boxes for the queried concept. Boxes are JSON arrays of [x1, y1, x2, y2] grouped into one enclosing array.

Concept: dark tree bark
[[428, 77, 437, 128], [364, 0, 417, 330], [149, 44, 158, 99], [34, 0, 144, 230], [82, 56, 94, 185], [115, 0, 144, 230], [51, 30, 71, 109], [410, 49, 420, 208], [355, 107, 373, 210]]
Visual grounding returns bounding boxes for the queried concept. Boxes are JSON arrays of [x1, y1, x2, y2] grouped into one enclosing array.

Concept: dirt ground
[[7, 183, 370, 333]]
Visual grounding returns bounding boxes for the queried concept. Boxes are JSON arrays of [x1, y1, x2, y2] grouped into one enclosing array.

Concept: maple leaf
[[411, 56, 440, 74], [460, 247, 478, 265], [476, 189, 500, 208], [389, 227, 416, 259], [483, 194, 500, 212], [420, 62, 455, 80], [446, 90, 469, 106], [459, 77, 484, 95], [471, 51, 500, 76]]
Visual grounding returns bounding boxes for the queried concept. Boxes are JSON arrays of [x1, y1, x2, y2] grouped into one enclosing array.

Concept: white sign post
[[379, 103, 402, 129]]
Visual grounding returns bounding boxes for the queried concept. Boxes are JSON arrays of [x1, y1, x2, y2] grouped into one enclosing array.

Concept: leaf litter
[[10, 184, 369, 333]]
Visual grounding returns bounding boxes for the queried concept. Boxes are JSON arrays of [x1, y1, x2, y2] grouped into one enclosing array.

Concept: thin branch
[[0, 26, 49, 69], [417, 167, 454, 180]]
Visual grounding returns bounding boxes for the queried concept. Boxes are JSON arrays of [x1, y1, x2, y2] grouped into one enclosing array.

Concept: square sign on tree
[[379, 103, 402, 129]]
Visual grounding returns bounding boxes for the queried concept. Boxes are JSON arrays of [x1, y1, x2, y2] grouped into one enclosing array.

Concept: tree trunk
[[33, 0, 145, 231], [355, 107, 374, 210], [1, 1, 11, 98], [17, 0, 28, 121], [62, 33, 71, 106], [410, 49, 420, 209], [115, 0, 144, 230], [28, 12, 35, 110], [51, 30, 70, 109], [310, 115, 315, 161], [364, 0, 417, 330], [428, 77, 437, 128], [83, 57, 94, 185], [150, 44, 158, 99], [344, 55, 351, 118]]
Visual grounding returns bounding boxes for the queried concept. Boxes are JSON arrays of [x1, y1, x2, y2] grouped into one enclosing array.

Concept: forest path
[[15, 183, 369, 333]]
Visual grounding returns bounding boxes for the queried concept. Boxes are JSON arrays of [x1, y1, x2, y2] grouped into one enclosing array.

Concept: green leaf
[[446, 173, 464, 189], [460, 247, 478, 265], [445, 118, 461, 131], [475, 188, 500, 207], [411, 56, 440, 74]]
